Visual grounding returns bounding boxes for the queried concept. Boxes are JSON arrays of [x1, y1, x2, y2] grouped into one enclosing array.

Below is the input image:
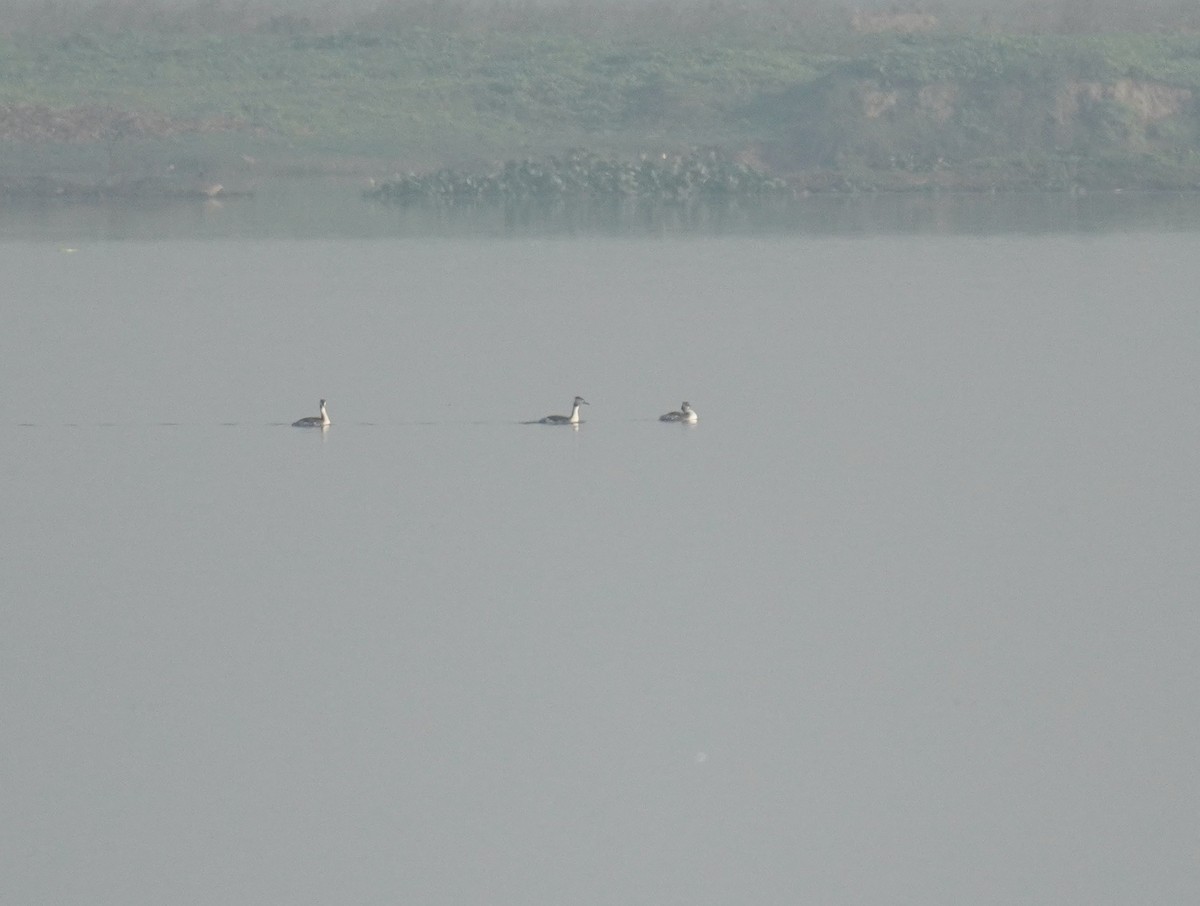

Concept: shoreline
[[6, 153, 1200, 203]]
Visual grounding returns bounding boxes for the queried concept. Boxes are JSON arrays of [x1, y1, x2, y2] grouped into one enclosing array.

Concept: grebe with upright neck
[[659, 401, 697, 423], [292, 399, 330, 427], [538, 396, 588, 424]]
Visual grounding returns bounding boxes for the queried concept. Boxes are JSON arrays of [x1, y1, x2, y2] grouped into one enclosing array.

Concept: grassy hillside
[[0, 28, 827, 172], [3, 10, 1200, 193], [766, 34, 1200, 189]]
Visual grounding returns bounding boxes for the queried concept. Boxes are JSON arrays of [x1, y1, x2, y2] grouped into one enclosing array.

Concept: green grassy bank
[[4, 10, 1200, 195]]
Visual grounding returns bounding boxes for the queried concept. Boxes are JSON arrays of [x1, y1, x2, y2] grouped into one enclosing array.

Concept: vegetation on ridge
[[3, 2, 1200, 194]]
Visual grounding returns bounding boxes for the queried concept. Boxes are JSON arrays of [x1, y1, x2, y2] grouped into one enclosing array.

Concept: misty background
[[2, 0, 1199, 36]]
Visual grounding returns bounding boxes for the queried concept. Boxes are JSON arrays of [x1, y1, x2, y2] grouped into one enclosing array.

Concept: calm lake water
[[3, 189, 1198, 905]]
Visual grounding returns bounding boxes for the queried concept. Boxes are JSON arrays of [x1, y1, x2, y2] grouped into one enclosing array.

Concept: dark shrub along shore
[[365, 149, 793, 204]]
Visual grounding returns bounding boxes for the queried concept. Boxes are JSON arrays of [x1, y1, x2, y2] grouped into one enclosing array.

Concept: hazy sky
[[3, 0, 1188, 35]]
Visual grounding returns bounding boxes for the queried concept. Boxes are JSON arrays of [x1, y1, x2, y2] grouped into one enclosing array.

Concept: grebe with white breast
[[292, 399, 330, 427], [537, 396, 588, 424], [659, 401, 697, 423]]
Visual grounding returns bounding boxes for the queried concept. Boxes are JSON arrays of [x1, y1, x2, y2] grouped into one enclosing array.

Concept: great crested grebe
[[538, 396, 588, 424], [292, 399, 330, 427], [659, 401, 697, 423]]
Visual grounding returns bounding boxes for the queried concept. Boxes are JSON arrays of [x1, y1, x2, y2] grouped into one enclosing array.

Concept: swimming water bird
[[292, 399, 330, 427], [659, 401, 698, 423], [537, 396, 588, 425]]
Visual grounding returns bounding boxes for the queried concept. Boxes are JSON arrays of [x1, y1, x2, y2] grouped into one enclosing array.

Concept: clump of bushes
[[366, 147, 792, 203]]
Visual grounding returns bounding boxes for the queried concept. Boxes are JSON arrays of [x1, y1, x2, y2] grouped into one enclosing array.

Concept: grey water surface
[[2, 192, 1198, 905]]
